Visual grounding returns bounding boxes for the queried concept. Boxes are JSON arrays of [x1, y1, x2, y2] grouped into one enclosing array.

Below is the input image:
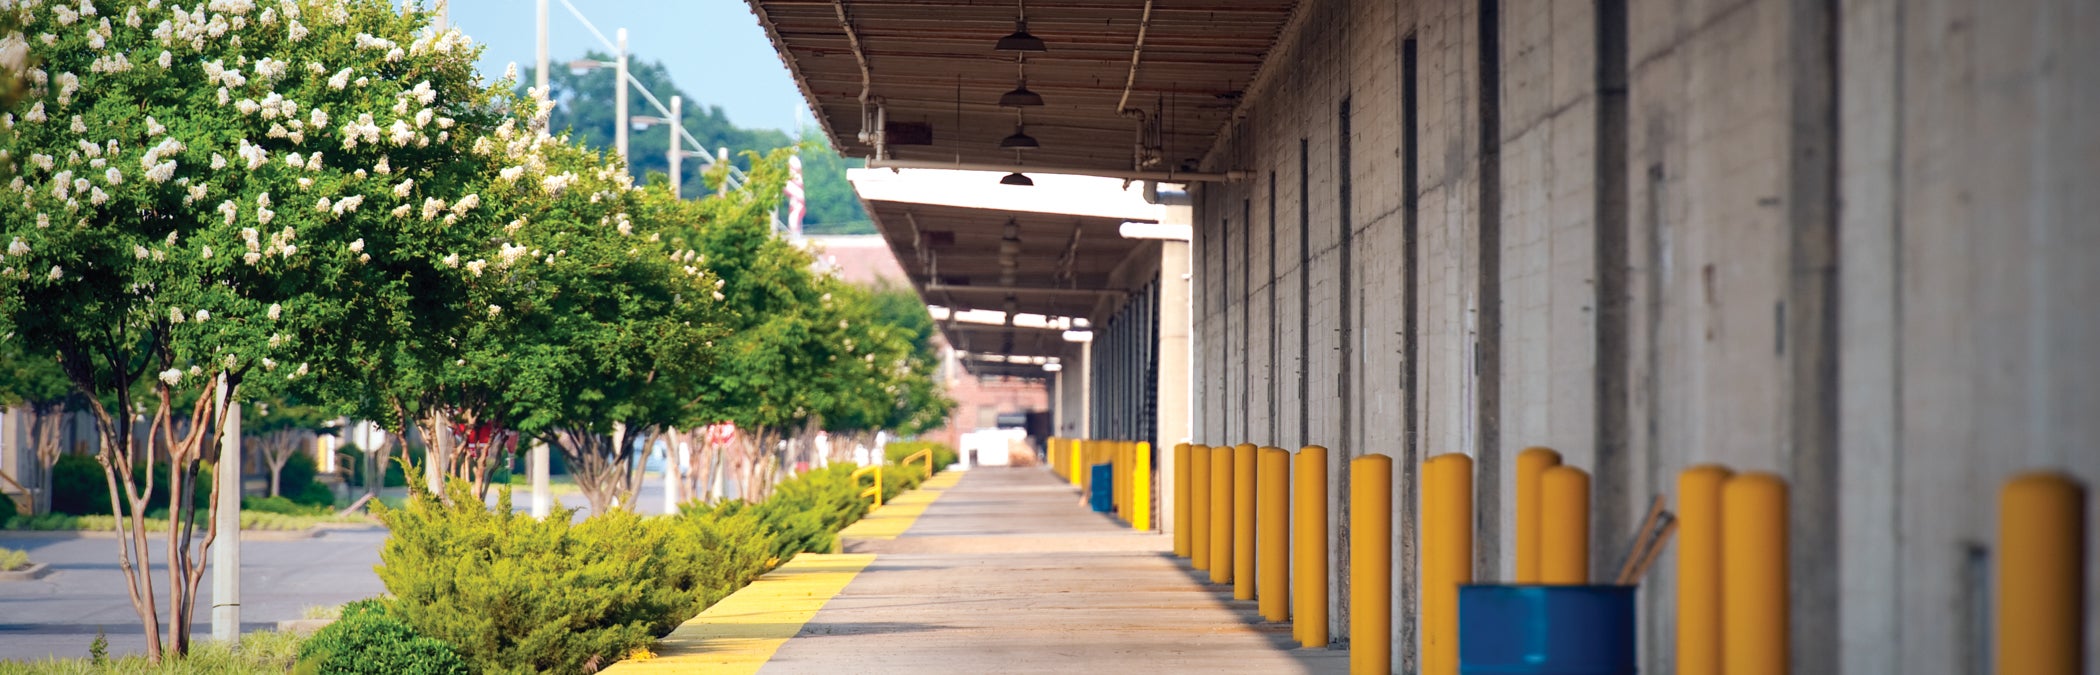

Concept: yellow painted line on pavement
[[601, 553, 876, 675], [835, 470, 965, 541]]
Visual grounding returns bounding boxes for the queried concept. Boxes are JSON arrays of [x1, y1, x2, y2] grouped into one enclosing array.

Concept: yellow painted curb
[[600, 553, 876, 675], [834, 470, 964, 543]]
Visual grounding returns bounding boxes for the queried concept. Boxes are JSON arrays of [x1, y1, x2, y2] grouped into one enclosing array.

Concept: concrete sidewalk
[[762, 467, 1345, 674]]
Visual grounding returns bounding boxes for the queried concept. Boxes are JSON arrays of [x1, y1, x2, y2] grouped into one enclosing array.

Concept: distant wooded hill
[[524, 52, 872, 234]]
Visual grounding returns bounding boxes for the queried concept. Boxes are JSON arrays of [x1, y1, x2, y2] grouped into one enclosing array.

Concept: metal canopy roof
[[747, 0, 1298, 177]]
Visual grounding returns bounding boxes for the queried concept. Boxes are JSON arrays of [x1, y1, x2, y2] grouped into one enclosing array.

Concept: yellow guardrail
[[904, 448, 933, 478], [850, 464, 883, 508]]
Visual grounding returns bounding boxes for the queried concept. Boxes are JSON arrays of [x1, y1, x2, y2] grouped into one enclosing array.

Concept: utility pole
[[211, 374, 241, 643], [530, 0, 553, 520], [668, 95, 682, 199], [614, 28, 629, 164]]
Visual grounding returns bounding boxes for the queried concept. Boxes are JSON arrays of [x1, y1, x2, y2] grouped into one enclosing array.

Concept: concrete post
[[211, 374, 241, 643], [1514, 447, 1561, 583], [1173, 443, 1192, 556], [1677, 465, 1733, 675], [1295, 445, 1328, 647], [1423, 453, 1474, 675], [1540, 466, 1591, 584], [1997, 472, 2085, 675], [664, 439, 684, 515], [1191, 444, 1212, 571], [529, 441, 551, 518], [1257, 447, 1290, 622], [1155, 238, 1191, 547], [1349, 454, 1392, 674], [1721, 473, 1788, 675], [1233, 443, 1257, 600], [1208, 445, 1234, 584]]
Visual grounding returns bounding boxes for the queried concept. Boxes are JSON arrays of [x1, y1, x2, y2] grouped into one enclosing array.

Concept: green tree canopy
[[522, 53, 869, 233]]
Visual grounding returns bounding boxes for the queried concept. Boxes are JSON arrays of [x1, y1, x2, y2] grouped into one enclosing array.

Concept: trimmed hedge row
[[314, 462, 923, 674]]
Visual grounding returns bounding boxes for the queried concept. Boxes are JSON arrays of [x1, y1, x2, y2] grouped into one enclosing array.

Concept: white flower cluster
[[340, 113, 381, 149], [141, 137, 184, 183], [235, 138, 266, 170], [329, 194, 364, 216], [541, 172, 577, 195], [497, 242, 529, 268]]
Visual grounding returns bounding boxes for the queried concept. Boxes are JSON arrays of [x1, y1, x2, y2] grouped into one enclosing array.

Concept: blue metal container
[[1088, 463, 1114, 512], [1458, 584, 1637, 675]]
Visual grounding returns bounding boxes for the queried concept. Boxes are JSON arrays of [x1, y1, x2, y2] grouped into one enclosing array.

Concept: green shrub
[[0, 494, 17, 522], [373, 485, 698, 674], [289, 480, 339, 509], [0, 547, 27, 572], [246, 495, 335, 516], [50, 454, 213, 516], [885, 441, 958, 475], [679, 464, 914, 562], [49, 454, 104, 516], [296, 606, 469, 675]]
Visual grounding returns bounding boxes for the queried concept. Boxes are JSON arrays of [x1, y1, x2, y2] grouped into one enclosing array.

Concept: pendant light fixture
[[1000, 125, 1039, 149], [1000, 149, 1034, 186], [1000, 107, 1039, 150], [995, 0, 1047, 52], [1000, 56, 1045, 107]]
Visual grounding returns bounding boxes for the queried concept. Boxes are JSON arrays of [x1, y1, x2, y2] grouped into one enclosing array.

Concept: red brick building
[[805, 235, 1047, 450]]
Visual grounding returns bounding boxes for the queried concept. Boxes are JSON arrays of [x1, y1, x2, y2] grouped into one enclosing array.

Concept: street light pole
[[614, 28, 629, 164], [530, 0, 552, 521], [211, 374, 241, 643], [668, 95, 682, 199]]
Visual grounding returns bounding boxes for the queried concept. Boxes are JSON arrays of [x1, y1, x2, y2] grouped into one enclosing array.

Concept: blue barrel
[[1088, 464, 1114, 512], [1458, 584, 1636, 675]]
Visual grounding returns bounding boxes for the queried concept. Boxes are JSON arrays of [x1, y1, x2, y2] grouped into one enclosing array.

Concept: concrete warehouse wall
[[1177, 0, 2100, 672]]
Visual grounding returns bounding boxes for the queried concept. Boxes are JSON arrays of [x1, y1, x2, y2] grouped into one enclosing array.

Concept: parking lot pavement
[[0, 528, 387, 662]]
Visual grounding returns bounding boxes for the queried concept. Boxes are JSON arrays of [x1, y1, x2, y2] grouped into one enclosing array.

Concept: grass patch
[[0, 629, 305, 674], [0, 547, 27, 572]]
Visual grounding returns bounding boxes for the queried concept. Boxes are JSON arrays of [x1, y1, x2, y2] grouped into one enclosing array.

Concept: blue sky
[[445, 1, 810, 133]]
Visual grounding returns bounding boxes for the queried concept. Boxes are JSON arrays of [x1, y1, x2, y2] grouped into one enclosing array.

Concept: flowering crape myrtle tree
[[0, 0, 515, 659], [432, 138, 724, 515]]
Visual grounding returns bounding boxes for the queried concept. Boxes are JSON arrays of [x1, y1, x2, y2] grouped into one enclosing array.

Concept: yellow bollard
[[1677, 464, 1732, 675], [1174, 443, 1193, 556], [1234, 443, 1259, 600], [1295, 445, 1330, 648], [1349, 454, 1393, 675], [1210, 445, 1235, 585], [1192, 444, 1212, 571], [1258, 447, 1291, 622], [1997, 472, 2085, 675], [1540, 465, 1591, 584], [1422, 453, 1473, 675], [1134, 442, 1152, 531], [1115, 442, 1127, 522], [1515, 446, 1562, 583], [1720, 472, 1787, 675], [1070, 438, 1085, 488]]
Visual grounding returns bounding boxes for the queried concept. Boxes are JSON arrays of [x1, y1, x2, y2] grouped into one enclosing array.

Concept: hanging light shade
[[996, 18, 1047, 52], [1000, 172, 1035, 186], [1000, 81, 1045, 107], [1000, 124, 1039, 149]]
